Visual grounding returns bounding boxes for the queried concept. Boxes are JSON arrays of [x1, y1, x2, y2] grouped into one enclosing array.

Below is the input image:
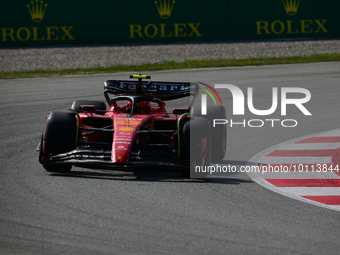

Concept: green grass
[[1, 53, 339, 79]]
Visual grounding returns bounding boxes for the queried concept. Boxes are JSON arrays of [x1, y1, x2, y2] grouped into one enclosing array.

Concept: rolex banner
[[0, 0, 339, 46]]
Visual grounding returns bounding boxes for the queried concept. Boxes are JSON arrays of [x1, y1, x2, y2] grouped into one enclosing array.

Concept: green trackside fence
[[1, 0, 339, 47]]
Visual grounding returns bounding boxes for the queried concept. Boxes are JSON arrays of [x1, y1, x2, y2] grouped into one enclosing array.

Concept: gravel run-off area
[[0, 40, 339, 72]]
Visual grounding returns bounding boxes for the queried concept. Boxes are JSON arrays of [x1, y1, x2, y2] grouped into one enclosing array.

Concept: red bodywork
[[39, 76, 200, 170], [79, 100, 179, 165]]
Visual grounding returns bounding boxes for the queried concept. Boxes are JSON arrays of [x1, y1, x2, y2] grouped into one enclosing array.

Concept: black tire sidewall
[[192, 105, 227, 161], [180, 117, 211, 178], [44, 111, 77, 159]]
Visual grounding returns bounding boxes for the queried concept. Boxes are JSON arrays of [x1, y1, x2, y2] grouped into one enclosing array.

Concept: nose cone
[[111, 114, 153, 163], [112, 126, 135, 163]]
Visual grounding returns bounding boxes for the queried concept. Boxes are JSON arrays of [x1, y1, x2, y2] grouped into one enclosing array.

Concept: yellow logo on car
[[116, 120, 142, 125], [118, 127, 134, 131]]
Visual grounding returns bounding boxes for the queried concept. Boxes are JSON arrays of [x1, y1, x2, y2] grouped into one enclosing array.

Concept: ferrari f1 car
[[38, 75, 226, 177]]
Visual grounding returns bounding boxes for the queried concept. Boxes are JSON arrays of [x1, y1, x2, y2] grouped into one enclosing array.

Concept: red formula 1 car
[[38, 75, 226, 177]]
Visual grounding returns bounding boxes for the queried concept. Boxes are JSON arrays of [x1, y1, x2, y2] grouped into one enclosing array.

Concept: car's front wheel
[[180, 117, 211, 178], [43, 111, 76, 172], [192, 105, 227, 161]]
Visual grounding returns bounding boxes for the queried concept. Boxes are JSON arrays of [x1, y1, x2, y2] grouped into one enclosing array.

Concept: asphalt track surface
[[1, 62, 340, 254]]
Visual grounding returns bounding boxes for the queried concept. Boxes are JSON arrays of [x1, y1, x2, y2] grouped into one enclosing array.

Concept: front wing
[[38, 135, 190, 170]]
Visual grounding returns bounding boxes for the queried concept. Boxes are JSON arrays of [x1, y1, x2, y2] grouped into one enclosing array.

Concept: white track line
[[277, 143, 340, 150], [279, 187, 340, 196], [317, 130, 340, 137], [250, 172, 338, 179], [247, 128, 340, 212], [260, 157, 332, 164]]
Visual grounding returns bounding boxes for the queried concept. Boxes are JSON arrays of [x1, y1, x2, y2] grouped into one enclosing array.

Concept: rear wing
[[104, 80, 199, 103]]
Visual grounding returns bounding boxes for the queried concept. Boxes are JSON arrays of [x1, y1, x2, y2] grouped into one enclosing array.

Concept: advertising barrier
[[1, 0, 339, 47]]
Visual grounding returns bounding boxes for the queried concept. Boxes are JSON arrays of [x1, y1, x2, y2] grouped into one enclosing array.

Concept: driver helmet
[[134, 100, 149, 114]]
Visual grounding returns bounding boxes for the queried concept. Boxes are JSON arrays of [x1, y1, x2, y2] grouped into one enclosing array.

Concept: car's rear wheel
[[43, 111, 76, 172], [192, 105, 227, 161], [70, 100, 106, 115], [180, 117, 211, 178]]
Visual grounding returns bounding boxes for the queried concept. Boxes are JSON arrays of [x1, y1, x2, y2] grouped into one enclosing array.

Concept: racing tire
[[43, 111, 76, 172], [70, 100, 106, 115], [180, 117, 211, 178], [192, 105, 227, 161]]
